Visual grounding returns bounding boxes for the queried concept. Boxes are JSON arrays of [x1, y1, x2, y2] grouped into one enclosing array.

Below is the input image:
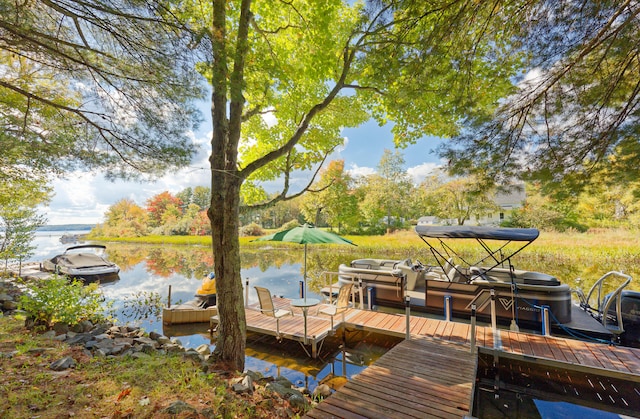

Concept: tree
[[428, 176, 499, 226], [441, 1, 640, 196], [0, 206, 46, 269], [185, 0, 523, 371], [192, 186, 211, 210], [0, 179, 49, 269], [1, 1, 205, 189], [377, 149, 413, 228], [98, 198, 148, 237], [146, 192, 183, 228], [299, 160, 358, 231]]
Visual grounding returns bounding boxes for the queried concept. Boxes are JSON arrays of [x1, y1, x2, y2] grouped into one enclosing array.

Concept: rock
[[50, 356, 76, 371], [246, 370, 264, 382], [183, 349, 202, 362], [288, 392, 307, 409], [71, 320, 94, 333], [2, 300, 18, 310], [163, 343, 184, 354], [53, 322, 70, 335], [313, 384, 332, 399], [133, 337, 159, 348], [89, 323, 109, 336], [148, 331, 162, 340], [274, 376, 293, 388], [65, 333, 94, 346], [162, 400, 197, 415], [195, 344, 210, 355], [232, 374, 254, 394]]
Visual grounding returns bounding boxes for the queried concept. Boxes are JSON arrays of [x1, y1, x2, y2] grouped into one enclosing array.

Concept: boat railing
[[581, 271, 632, 335]]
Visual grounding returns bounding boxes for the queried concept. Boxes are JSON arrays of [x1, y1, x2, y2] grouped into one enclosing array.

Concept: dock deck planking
[[215, 297, 640, 417], [303, 337, 476, 419]]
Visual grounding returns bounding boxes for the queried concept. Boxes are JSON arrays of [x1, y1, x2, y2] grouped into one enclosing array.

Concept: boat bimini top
[[414, 225, 540, 276]]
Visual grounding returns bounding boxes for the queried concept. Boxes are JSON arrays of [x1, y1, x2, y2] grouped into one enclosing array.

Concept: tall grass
[[93, 228, 640, 291]]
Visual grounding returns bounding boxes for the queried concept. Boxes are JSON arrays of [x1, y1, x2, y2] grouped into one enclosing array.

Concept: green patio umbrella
[[253, 224, 356, 301]]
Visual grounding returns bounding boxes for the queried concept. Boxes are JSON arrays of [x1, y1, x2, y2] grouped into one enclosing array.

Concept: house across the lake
[[417, 185, 526, 226]]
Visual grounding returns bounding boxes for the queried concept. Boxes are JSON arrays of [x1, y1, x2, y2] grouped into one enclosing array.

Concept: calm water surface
[[27, 231, 396, 392], [26, 230, 638, 404]]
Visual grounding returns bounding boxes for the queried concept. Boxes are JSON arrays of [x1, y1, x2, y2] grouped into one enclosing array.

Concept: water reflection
[[26, 232, 385, 392], [26, 230, 639, 393]]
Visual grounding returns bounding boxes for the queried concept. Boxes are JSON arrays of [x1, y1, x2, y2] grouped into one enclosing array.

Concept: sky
[[41, 118, 445, 225]]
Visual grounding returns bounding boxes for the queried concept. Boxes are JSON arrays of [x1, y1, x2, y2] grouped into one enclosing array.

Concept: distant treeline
[[37, 225, 95, 232]]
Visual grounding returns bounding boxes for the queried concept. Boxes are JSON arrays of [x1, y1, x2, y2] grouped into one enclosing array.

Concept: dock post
[[358, 277, 364, 309], [367, 286, 376, 310], [541, 305, 551, 336], [168, 285, 172, 308], [245, 279, 249, 308], [405, 295, 411, 340], [299, 280, 304, 298], [490, 289, 497, 333], [444, 295, 452, 321], [470, 304, 476, 354]]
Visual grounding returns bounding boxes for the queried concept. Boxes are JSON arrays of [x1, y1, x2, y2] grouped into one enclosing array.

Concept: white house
[[417, 185, 526, 226]]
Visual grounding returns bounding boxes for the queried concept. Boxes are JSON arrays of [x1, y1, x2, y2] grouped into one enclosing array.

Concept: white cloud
[[346, 163, 375, 179], [407, 162, 442, 185], [42, 130, 213, 225]]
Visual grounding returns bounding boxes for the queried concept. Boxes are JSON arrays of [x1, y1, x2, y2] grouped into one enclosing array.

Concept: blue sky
[[42, 118, 445, 225]]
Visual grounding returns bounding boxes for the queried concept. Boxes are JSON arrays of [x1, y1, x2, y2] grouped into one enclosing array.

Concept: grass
[[0, 314, 307, 418], [91, 227, 640, 290]]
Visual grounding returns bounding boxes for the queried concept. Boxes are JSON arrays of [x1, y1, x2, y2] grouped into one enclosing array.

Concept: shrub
[[279, 219, 300, 231], [240, 222, 264, 237], [18, 276, 111, 331]]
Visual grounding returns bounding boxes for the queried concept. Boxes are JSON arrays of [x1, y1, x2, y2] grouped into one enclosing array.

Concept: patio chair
[[254, 286, 292, 337], [318, 283, 353, 330]]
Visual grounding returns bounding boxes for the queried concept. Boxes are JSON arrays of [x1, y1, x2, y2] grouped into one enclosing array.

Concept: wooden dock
[[209, 297, 640, 418], [209, 297, 334, 358], [304, 336, 476, 419], [304, 306, 640, 418]]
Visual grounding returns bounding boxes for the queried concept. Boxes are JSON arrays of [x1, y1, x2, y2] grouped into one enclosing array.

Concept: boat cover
[[54, 253, 114, 268], [415, 225, 539, 242]]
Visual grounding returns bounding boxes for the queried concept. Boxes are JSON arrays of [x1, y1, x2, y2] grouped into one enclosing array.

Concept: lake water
[[26, 231, 394, 392]]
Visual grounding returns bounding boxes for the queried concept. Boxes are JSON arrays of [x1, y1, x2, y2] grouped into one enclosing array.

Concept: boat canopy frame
[[414, 225, 540, 275]]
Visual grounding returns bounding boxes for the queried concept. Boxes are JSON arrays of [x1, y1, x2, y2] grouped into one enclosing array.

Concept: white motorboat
[[42, 244, 120, 282]]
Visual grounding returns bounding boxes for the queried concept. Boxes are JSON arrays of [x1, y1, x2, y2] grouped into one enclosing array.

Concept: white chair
[[255, 286, 292, 337], [318, 283, 353, 330]]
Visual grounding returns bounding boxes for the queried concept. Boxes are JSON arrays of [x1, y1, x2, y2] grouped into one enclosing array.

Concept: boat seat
[[448, 265, 466, 283], [469, 266, 491, 281]]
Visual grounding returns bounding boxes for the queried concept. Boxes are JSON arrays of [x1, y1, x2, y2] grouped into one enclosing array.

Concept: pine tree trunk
[[208, 171, 246, 371]]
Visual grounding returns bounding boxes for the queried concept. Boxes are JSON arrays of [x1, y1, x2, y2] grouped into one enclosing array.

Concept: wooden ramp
[[303, 336, 476, 419]]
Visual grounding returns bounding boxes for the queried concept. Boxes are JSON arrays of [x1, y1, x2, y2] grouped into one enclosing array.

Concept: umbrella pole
[[304, 243, 307, 302]]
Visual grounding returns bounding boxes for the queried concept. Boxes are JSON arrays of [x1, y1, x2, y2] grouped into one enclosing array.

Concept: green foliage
[[0, 206, 46, 266], [18, 276, 111, 329], [121, 291, 163, 324], [443, 2, 640, 197], [1, 0, 205, 184], [279, 219, 300, 231]]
